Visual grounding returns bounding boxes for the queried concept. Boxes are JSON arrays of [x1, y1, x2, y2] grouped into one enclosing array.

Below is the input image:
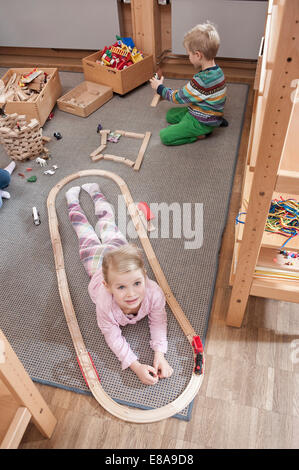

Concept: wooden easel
[[0, 329, 56, 449]]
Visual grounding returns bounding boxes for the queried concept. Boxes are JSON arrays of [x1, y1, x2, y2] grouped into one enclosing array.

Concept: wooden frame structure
[[90, 129, 151, 171], [0, 328, 56, 448], [227, 0, 299, 327], [47, 170, 204, 423]]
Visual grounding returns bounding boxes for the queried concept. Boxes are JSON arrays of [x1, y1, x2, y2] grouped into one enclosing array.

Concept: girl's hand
[[130, 360, 159, 385], [149, 75, 164, 91], [153, 352, 173, 379]]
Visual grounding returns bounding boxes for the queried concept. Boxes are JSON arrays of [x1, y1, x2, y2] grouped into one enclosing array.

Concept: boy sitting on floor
[[150, 22, 227, 146]]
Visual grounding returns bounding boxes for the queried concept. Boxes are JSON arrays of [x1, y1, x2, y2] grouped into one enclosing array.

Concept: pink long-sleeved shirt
[[88, 270, 168, 369]]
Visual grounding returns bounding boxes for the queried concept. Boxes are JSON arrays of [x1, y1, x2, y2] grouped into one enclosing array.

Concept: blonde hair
[[183, 22, 220, 60], [102, 243, 145, 284]]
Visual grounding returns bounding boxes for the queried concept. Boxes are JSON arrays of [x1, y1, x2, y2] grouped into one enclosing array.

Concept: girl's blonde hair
[[183, 21, 220, 60], [102, 243, 145, 284]]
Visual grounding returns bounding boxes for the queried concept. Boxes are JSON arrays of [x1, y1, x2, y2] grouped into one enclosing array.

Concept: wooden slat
[[0, 407, 31, 449], [134, 131, 151, 171], [131, 0, 159, 59], [250, 277, 299, 303], [275, 170, 299, 194], [279, 83, 299, 172]]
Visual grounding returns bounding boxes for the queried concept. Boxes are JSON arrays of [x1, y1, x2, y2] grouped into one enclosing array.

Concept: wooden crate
[[82, 51, 154, 95], [1, 68, 62, 126], [57, 81, 113, 117]]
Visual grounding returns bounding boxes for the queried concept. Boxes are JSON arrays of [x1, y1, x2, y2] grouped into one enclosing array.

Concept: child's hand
[[149, 75, 164, 91], [153, 352, 173, 379], [130, 360, 159, 385]]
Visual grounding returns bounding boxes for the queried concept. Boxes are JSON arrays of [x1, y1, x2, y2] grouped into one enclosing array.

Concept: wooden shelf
[[258, 246, 299, 273], [250, 277, 299, 303], [237, 191, 299, 252], [226, 0, 299, 327]]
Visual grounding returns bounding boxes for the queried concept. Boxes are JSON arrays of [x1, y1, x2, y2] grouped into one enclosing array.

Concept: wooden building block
[[100, 129, 110, 145], [150, 93, 161, 107], [91, 154, 104, 162], [134, 131, 151, 171], [90, 144, 106, 158], [115, 130, 145, 139]]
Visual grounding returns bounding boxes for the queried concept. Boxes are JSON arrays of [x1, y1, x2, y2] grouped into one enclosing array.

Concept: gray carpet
[[0, 68, 248, 420]]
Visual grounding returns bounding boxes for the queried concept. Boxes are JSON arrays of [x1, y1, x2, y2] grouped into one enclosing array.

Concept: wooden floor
[[17, 66, 299, 449]]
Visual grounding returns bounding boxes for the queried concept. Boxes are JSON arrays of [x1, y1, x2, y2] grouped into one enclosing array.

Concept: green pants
[[160, 107, 213, 146]]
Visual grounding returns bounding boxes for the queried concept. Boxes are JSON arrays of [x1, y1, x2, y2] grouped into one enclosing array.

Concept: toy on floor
[[192, 335, 204, 375], [36, 157, 47, 167], [107, 132, 121, 143], [32, 206, 41, 225], [90, 128, 151, 171], [137, 202, 155, 232], [27, 175, 37, 183], [54, 132, 62, 140], [44, 165, 58, 176]]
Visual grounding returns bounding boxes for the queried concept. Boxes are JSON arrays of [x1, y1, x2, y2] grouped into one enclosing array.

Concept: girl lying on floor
[[66, 183, 173, 385]]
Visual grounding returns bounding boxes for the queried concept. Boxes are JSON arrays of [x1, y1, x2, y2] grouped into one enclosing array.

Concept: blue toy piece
[[116, 35, 135, 50]]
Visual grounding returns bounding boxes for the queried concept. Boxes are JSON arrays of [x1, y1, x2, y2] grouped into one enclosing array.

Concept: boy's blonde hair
[[102, 243, 145, 284], [183, 22, 220, 60]]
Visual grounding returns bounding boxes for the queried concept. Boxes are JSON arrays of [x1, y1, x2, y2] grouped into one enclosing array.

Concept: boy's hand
[[149, 75, 164, 91], [130, 360, 159, 385], [153, 352, 173, 379]]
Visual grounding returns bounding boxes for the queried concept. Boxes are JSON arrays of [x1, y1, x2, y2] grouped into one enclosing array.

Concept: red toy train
[[192, 335, 204, 375]]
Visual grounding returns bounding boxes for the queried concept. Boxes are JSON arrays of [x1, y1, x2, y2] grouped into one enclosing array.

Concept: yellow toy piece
[[110, 45, 130, 57], [131, 48, 143, 63]]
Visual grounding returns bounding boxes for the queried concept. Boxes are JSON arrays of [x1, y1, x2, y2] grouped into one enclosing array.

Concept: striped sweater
[[157, 65, 226, 127]]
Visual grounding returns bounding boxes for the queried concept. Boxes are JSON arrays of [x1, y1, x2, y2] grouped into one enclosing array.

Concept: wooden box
[[82, 51, 154, 95], [57, 81, 113, 117], [1, 68, 62, 127]]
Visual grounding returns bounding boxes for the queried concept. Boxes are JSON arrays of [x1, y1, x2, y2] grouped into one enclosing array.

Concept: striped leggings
[[67, 190, 127, 278]]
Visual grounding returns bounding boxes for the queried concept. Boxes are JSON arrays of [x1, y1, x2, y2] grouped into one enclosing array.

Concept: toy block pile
[[0, 112, 46, 161], [0, 68, 51, 105], [96, 36, 144, 71]]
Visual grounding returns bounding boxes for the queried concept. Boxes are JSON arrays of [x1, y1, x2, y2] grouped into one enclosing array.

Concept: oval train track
[[47, 170, 204, 423]]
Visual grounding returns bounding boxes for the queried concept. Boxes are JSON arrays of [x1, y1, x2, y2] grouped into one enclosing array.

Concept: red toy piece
[[137, 201, 155, 221], [192, 335, 204, 375], [137, 202, 155, 232]]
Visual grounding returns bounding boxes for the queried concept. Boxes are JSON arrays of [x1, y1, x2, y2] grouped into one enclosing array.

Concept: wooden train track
[[47, 170, 204, 423]]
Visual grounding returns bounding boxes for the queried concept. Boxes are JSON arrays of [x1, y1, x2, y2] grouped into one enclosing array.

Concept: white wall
[[172, 0, 268, 59], [0, 0, 120, 49]]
